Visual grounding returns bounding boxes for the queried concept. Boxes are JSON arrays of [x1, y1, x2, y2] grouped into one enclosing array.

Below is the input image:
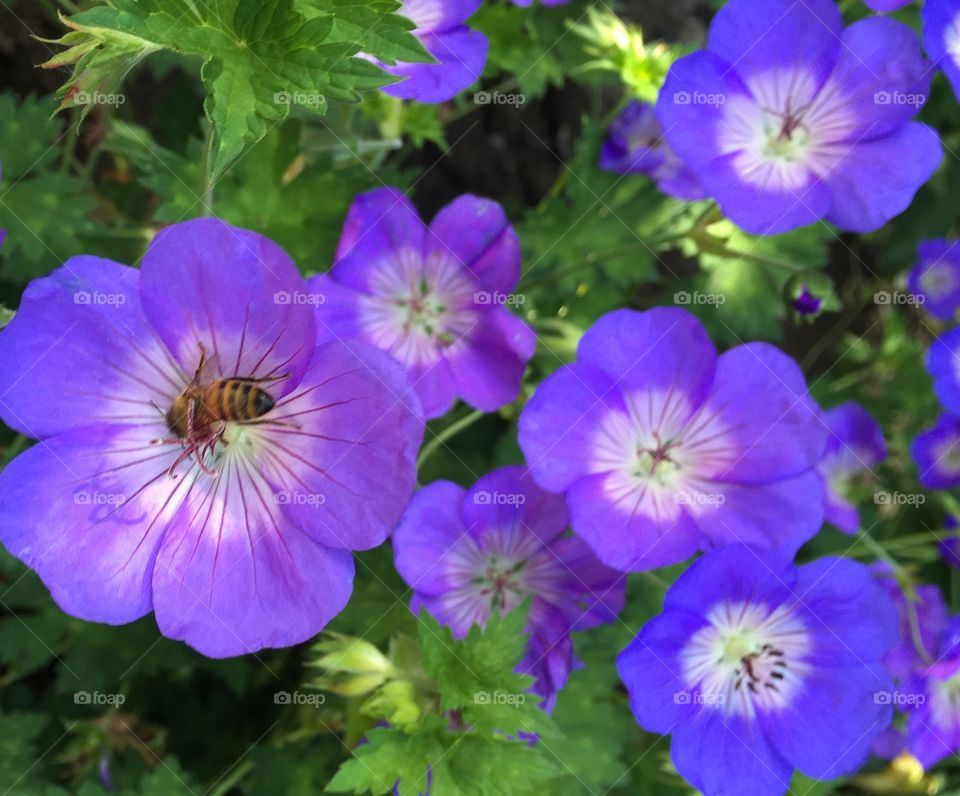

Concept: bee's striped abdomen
[[204, 379, 276, 423]]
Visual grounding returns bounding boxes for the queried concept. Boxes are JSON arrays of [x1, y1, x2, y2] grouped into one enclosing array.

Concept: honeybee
[[155, 346, 285, 476]]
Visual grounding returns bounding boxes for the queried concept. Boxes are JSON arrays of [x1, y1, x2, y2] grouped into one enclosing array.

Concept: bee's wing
[[190, 346, 224, 386]]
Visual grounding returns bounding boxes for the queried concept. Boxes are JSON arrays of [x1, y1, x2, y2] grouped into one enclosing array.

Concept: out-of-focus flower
[[907, 240, 960, 321], [817, 402, 886, 533], [912, 414, 960, 489], [598, 101, 705, 201]]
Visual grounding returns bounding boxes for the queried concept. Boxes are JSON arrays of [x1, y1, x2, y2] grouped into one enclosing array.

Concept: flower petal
[[426, 195, 521, 295], [0, 257, 182, 437], [140, 218, 316, 398], [707, 0, 842, 90], [576, 308, 717, 412], [446, 308, 534, 413], [151, 460, 355, 658], [823, 123, 942, 233], [393, 480, 468, 596], [0, 424, 185, 624], [380, 28, 488, 103], [671, 709, 794, 796], [333, 188, 426, 287], [764, 663, 893, 780], [519, 363, 625, 492], [699, 343, 827, 483], [567, 472, 704, 572], [461, 465, 568, 546], [694, 472, 825, 558], [617, 607, 707, 735], [259, 340, 423, 551]]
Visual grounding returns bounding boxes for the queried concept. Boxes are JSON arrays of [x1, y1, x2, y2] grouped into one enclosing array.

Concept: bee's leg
[[244, 418, 302, 430], [149, 400, 168, 421]]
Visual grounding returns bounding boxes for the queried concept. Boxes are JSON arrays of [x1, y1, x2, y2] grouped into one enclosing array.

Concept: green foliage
[[0, 94, 95, 282], [326, 605, 561, 796], [45, 0, 430, 179]]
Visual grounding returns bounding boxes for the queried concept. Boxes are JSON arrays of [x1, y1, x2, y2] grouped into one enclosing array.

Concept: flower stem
[[416, 409, 486, 470], [857, 530, 933, 664]]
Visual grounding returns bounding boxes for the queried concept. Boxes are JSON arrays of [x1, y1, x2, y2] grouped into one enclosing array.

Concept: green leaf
[[45, 0, 426, 181], [0, 94, 96, 282]]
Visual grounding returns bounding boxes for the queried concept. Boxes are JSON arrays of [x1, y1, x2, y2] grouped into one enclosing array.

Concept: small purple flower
[[657, 0, 941, 235], [872, 563, 947, 682], [941, 536, 960, 567], [0, 219, 423, 657], [867, 0, 912, 10], [908, 240, 960, 321], [791, 285, 823, 316], [912, 414, 960, 489], [518, 308, 827, 573], [310, 188, 535, 420], [903, 618, 960, 767], [924, 0, 960, 102], [598, 101, 706, 201], [817, 402, 886, 534], [377, 0, 488, 103], [392, 466, 626, 710], [928, 328, 960, 413], [618, 545, 897, 796]]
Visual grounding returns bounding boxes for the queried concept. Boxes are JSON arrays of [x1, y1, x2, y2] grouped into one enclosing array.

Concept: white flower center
[[359, 248, 478, 366], [681, 601, 811, 718], [719, 68, 856, 192], [932, 671, 960, 729], [921, 263, 957, 298], [590, 390, 739, 521]]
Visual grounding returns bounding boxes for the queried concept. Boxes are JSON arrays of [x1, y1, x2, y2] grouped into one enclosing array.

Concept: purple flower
[[791, 285, 823, 316], [0, 219, 423, 657], [928, 328, 960, 413], [309, 188, 535, 420], [907, 240, 960, 321], [392, 466, 626, 710], [377, 0, 488, 103], [941, 535, 960, 567], [518, 308, 827, 573], [618, 545, 897, 796], [598, 101, 706, 201], [872, 563, 947, 682], [657, 0, 941, 235], [912, 414, 960, 489], [868, 0, 912, 9], [903, 618, 960, 767], [817, 402, 886, 534], [924, 0, 960, 102]]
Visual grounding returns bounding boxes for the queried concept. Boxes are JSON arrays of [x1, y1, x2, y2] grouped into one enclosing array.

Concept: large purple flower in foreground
[[927, 327, 960, 413], [619, 545, 897, 796], [924, 0, 960, 102], [518, 308, 827, 573], [657, 0, 941, 235], [377, 0, 487, 103], [817, 402, 886, 534], [913, 414, 960, 489], [393, 466, 626, 709], [908, 240, 960, 321], [598, 101, 705, 201], [0, 219, 423, 657], [310, 188, 535, 420]]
